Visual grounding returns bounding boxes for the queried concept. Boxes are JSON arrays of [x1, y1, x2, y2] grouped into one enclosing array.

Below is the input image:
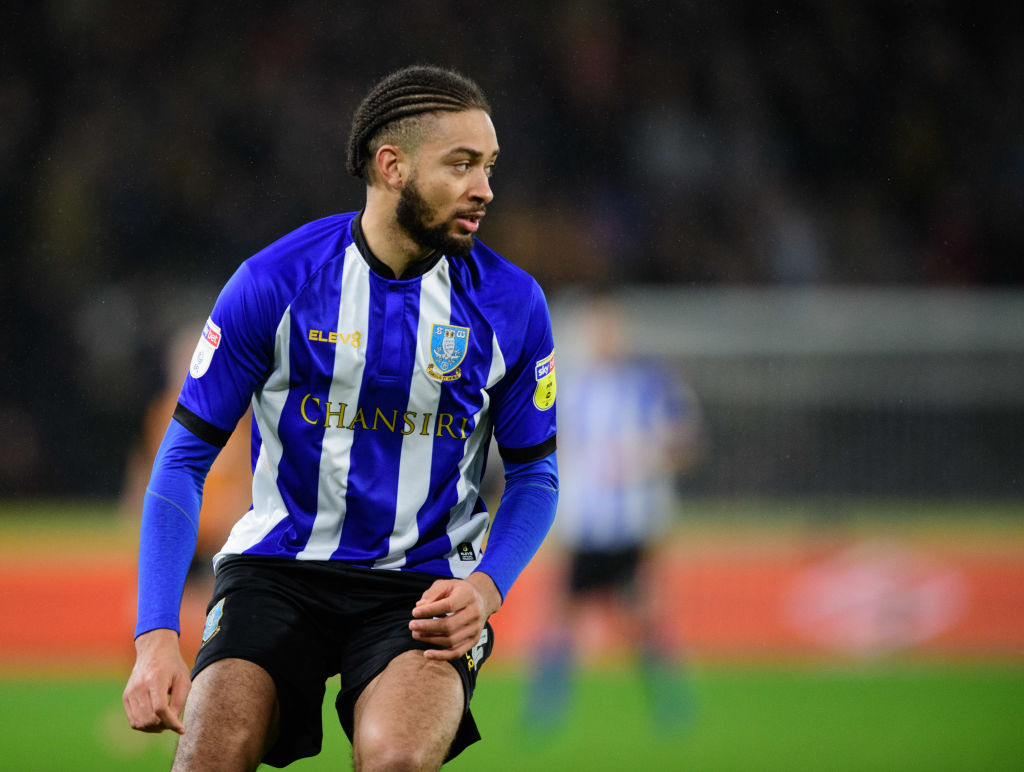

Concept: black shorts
[[568, 545, 643, 596], [192, 555, 494, 768]]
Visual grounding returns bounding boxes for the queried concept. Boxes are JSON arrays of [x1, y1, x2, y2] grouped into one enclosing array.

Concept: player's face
[[396, 109, 498, 258]]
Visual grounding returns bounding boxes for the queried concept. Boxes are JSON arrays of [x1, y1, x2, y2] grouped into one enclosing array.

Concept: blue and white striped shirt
[[177, 211, 557, 581], [555, 360, 686, 551]]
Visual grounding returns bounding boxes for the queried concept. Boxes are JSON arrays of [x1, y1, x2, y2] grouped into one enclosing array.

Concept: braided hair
[[346, 65, 491, 181]]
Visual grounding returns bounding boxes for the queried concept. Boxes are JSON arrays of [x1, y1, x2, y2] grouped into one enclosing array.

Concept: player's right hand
[[122, 628, 191, 734]]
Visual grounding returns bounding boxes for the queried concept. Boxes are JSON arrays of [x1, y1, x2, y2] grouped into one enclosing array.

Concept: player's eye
[[485, 163, 496, 178], [453, 162, 470, 172]]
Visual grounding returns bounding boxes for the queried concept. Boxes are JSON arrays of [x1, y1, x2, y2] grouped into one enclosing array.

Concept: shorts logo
[[189, 318, 222, 379], [427, 324, 469, 382], [202, 598, 225, 644], [533, 351, 556, 411], [465, 626, 489, 671]]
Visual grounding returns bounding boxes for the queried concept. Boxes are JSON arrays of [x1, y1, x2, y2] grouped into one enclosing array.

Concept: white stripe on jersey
[[299, 243, 371, 560], [373, 263, 450, 569], [215, 308, 294, 566]]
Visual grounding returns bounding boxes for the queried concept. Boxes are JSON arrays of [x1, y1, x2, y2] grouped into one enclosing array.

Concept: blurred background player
[[526, 292, 702, 730]]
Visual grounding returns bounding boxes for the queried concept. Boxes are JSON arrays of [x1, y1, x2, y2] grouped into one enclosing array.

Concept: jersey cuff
[[497, 434, 557, 465], [173, 402, 232, 447]]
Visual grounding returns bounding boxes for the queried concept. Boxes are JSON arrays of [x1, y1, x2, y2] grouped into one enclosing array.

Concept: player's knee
[[355, 747, 438, 772], [354, 722, 443, 772]]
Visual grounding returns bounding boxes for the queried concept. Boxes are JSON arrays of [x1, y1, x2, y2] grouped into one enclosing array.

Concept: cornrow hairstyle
[[346, 65, 492, 180]]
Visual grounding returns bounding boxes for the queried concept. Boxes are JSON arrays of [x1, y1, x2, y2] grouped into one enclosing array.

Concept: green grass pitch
[[2, 663, 1022, 771]]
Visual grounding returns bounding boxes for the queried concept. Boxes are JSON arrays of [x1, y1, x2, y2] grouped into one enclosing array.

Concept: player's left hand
[[410, 573, 501, 661]]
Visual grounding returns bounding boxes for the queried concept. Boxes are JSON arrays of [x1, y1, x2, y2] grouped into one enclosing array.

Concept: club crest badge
[[202, 598, 225, 644], [189, 318, 222, 379], [533, 351, 556, 410], [427, 324, 469, 382]]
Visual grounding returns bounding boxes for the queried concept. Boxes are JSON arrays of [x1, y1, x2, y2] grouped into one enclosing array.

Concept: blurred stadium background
[[1, 2, 1022, 769]]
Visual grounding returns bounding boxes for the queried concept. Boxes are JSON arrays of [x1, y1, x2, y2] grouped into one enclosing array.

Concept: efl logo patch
[[457, 541, 476, 561], [427, 324, 469, 382], [189, 318, 222, 379], [201, 598, 224, 644], [533, 351, 556, 411]]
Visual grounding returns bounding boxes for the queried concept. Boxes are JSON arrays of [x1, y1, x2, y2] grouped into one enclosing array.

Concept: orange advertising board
[[1, 535, 1022, 668]]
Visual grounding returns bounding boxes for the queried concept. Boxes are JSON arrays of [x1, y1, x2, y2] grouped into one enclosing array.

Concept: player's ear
[[374, 145, 407, 190]]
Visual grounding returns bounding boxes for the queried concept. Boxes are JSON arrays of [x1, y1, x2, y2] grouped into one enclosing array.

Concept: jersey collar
[[351, 212, 445, 280]]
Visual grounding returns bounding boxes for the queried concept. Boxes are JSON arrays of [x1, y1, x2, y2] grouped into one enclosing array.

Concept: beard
[[395, 175, 476, 259]]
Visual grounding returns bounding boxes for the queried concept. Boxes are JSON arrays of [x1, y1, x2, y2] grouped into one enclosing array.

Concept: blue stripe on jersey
[[276, 304, 336, 545]]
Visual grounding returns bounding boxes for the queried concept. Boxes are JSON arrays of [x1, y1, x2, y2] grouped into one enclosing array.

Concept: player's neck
[[361, 196, 431, 279]]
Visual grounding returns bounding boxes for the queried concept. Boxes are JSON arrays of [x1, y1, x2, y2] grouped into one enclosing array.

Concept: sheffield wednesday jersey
[[176, 212, 557, 581], [555, 360, 686, 550]]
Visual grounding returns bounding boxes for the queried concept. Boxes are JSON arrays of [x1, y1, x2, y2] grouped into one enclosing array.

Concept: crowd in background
[[2, 1, 1022, 495]]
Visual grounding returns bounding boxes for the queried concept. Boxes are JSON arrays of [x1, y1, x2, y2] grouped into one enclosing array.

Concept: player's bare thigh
[[352, 649, 464, 772], [173, 658, 280, 772]]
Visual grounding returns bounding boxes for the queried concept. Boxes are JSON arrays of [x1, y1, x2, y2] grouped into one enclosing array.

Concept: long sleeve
[[475, 452, 558, 600], [133, 418, 221, 637]]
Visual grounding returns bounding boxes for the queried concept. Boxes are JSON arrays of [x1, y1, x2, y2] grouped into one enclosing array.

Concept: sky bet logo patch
[[533, 351, 556, 411]]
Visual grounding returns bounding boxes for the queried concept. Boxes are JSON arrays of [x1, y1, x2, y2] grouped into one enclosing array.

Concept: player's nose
[[468, 168, 493, 205]]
